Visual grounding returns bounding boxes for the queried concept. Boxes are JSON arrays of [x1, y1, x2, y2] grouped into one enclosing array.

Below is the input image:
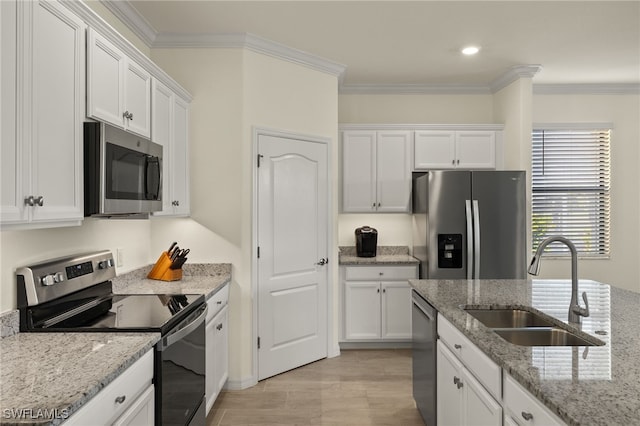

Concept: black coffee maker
[[355, 226, 378, 257]]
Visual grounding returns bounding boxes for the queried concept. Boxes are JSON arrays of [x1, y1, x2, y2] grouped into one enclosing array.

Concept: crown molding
[[533, 83, 640, 95], [153, 32, 347, 81], [339, 123, 504, 131], [99, 0, 157, 46], [489, 64, 543, 93], [339, 84, 492, 95]]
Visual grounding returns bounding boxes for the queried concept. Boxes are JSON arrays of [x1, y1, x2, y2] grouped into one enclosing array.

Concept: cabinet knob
[[24, 196, 35, 206], [129, 112, 134, 121], [35, 196, 44, 206], [372, 203, 376, 209], [454, 344, 462, 350], [521, 412, 534, 421], [216, 323, 223, 331], [452, 159, 455, 165], [457, 159, 460, 165], [115, 395, 126, 404]]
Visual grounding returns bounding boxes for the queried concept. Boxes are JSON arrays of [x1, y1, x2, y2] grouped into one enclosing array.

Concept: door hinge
[[257, 336, 261, 349], [257, 246, 260, 258], [257, 154, 264, 167]]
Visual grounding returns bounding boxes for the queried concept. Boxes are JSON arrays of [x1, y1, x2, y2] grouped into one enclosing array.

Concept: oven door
[[156, 304, 207, 426]]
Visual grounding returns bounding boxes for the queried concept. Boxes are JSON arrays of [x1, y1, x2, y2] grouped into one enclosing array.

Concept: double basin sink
[[464, 307, 604, 347]]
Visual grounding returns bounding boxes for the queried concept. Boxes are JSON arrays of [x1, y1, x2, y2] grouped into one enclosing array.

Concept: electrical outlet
[[116, 248, 124, 267]]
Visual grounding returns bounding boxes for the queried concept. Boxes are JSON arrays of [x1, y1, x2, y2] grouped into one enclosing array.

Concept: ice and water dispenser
[[438, 234, 462, 268]]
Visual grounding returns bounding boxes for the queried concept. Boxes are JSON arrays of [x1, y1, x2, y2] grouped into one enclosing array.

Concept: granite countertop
[[0, 263, 231, 425], [410, 278, 640, 426], [338, 246, 419, 265], [0, 332, 158, 425], [112, 262, 231, 298]]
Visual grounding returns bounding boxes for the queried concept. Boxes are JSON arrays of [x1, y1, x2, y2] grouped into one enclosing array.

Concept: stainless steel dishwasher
[[412, 289, 437, 426]]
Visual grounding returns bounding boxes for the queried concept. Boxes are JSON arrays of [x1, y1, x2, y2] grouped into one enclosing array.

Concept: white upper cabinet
[[342, 130, 412, 213], [1, 0, 85, 227], [414, 130, 496, 170], [151, 78, 190, 217], [87, 28, 151, 138]]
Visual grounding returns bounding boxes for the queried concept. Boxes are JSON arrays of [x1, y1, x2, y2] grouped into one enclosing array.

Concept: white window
[[531, 125, 611, 257]]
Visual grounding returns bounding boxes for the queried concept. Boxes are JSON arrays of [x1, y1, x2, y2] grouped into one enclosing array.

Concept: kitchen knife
[[170, 247, 181, 262], [167, 241, 177, 254], [170, 257, 188, 270]]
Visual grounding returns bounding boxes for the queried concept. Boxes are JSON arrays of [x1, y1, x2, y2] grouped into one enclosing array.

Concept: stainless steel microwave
[[84, 122, 162, 217]]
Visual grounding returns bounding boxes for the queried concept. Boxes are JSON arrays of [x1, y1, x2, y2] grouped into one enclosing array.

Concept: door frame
[[251, 126, 337, 383]]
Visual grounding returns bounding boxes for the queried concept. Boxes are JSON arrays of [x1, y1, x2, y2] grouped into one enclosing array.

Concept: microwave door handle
[[144, 156, 160, 200]]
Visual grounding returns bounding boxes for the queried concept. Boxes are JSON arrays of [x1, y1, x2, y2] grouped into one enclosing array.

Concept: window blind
[[531, 127, 611, 257]]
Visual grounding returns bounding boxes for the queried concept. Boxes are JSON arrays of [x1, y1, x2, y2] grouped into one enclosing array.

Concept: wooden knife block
[[147, 252, 183, 281]]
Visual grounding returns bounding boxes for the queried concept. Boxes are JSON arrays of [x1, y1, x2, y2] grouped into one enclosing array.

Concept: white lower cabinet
[[65, 350, 154, 425], [437, 341, 502, 426], [503, 373, 564, 426], [205, 284, 230, 413], [435, 314, 567, 426], [341, 265, 417, 342]]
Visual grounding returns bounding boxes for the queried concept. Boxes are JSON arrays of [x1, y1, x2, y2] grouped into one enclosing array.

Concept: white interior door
[[257, 133, 328, 380]]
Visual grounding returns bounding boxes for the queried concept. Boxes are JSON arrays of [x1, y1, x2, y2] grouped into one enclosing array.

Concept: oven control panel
[[16, 250, 116, 307], [66, 261, 94, 279]]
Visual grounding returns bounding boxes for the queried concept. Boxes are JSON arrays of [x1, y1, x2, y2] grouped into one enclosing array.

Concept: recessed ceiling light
[[462, 46, 480, 55]]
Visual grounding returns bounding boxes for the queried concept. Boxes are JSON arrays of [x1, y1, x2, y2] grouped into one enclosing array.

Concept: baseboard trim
[[224, 376, 258, 391], [339, 341, 413, 350]]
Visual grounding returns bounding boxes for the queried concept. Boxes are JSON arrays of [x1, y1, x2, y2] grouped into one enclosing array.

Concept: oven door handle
[[158, 304, 207, 352]]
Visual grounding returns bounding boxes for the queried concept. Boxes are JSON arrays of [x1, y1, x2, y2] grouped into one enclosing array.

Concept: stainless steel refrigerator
[[412, 170, 526, 279]]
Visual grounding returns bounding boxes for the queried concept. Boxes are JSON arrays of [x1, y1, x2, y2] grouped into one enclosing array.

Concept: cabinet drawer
[[503, 374, 565, 426], [344, 266, 416, 281], [207, 283, 229, 322], [65, 350, 153, 425], [438, 314, 501, 400]]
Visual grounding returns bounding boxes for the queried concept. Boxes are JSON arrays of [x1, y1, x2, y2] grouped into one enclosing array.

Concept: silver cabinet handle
[[129, 112, 133, 120], [115, 395, 126, 404], [452, 159, 455, 165], [453, 376, 460, 385], [35, 196, 44, 206], [457, 159, 460, 165], [521, 412, 533, 421], [123, 111, 130, 119], [216, 323, 223, 331], [316, 258, 328, 266], [377, 202, 381, 207], [372, 202, 376, 209], [25, 196, 35, 206], [454, 344, 462, 349], [457, 381, 463, 389]]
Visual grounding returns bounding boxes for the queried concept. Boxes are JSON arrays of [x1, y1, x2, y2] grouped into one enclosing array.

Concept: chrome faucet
[[528, 236, 590, 325]]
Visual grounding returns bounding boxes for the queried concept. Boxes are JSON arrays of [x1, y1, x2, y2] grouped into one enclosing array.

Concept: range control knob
[[54, 272, 64, 283], [98, 259, 114, 269], [41, 275, 55, 286]]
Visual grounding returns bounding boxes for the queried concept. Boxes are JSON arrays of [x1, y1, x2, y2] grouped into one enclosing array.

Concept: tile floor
[[207, 349, 426, 426]]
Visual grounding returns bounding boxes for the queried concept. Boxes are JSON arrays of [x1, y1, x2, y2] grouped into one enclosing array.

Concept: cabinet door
[[171, 96, 190, 216], [381, 281, 412, 339], [205, 316, 216, 412], [456, 131, 495, 169], [437, 340, 464, 426], [213, 305, 229, 395], [1, 0, 24, 223], [87, 28, 125, 128], [342, 131, 376, 212], [463, 366, 502, 426], [113, 385, 154, 426], [414, 130, 456, 169], [151, 78, 174, 214], [124, 59, 151, 137], [376, 131, 412, 212], [344, 281, 381, 340]]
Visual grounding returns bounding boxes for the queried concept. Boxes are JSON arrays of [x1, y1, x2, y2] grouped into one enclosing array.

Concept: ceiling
[[110, 1, 640, 91]]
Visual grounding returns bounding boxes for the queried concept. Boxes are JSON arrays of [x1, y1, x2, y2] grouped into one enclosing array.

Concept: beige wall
[[150, 48, 339, 386], [532, 93, 640, 292]]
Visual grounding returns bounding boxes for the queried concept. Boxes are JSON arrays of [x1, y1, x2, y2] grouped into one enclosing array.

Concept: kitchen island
[[410, 278, 640, 425]]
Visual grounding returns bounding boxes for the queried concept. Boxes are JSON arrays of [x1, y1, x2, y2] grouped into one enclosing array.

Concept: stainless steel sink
[[493, 328, 603, 347], [463, 307, 604, 347], [464, 308, 556, 328]]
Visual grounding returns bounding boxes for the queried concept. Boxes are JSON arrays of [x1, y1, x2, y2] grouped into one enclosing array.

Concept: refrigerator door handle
[[473, 200, 481, 279], [465, 200, 473, 280]]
